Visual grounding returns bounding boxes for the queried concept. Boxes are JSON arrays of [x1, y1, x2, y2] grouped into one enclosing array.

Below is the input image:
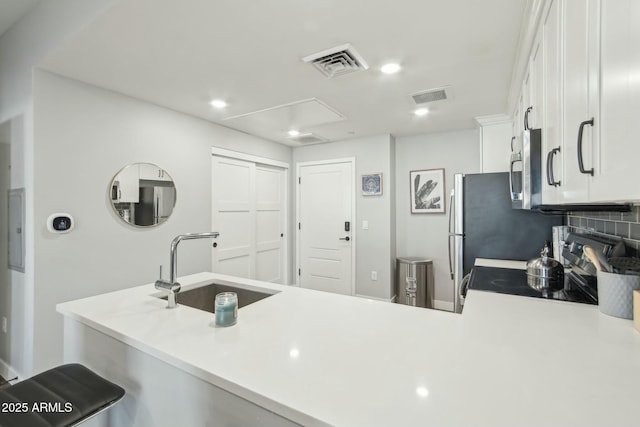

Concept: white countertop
[[57, 273, 640, 427]]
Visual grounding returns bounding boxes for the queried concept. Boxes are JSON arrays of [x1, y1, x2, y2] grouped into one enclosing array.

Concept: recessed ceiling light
[[416, 386, 429, 398], [381, 63, 401, 74], [209, 99, 227, 109], [414, 108, 429, 117], [288, 129, 301, 137]]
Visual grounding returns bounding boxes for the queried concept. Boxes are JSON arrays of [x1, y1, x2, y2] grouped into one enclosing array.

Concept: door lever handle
[[339, 236, 350, 241]]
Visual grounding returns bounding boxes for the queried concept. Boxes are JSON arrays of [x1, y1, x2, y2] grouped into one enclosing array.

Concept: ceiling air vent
[[411, 86, 452, 105], [288, 133, 329, 144], [302, 43, 369, 78]]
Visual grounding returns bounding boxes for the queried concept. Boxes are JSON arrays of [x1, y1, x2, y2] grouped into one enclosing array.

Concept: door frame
[[295, 157, 356, 295], [211, 147, 290, 285]]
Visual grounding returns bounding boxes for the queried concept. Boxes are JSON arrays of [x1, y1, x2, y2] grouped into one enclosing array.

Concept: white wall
[[292, 135, 396, 301], [32, 70, 292, 373], [0, 0, 120, 378], [0, 140, 9, 371], [0, 115, 30, 380], [395, 130, 480, 306]]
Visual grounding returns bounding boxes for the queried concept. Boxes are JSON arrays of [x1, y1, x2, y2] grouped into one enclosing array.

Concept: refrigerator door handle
[[448, 189, 455, 280], [448, 189, 455, 235], [448, 234, 454, 280]]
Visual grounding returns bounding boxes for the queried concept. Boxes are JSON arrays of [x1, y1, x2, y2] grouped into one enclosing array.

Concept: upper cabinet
[[559, 0, 599, 203], [114, 163, 140, 203], [590, 0, 640, 201], [139, 163, 172, 181], [522, 0, 640, 204], [476, 115, 513, 173], [541, 0, 563, 204]]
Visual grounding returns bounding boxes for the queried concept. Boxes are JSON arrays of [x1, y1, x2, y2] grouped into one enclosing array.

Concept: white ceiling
[[0, 0, 40, 37], [39, 0, 529, 146]]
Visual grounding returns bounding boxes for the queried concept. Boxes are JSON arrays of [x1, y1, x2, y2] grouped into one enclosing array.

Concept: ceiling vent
[[302, 43, 369, 78], [411, 86, 452, 105], [287, 133, 329, 144]]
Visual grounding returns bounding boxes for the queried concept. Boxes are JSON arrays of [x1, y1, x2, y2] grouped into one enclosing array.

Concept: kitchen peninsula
[[57, 273, 640, 427]]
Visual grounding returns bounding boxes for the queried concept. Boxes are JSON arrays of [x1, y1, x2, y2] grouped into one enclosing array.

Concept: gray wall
[[395, 129, 480, 306], [292, 135, 396, 300], [32, 70, 292, 373]]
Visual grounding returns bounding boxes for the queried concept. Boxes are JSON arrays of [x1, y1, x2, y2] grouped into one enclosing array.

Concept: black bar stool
[[0, 363, 125, 427]]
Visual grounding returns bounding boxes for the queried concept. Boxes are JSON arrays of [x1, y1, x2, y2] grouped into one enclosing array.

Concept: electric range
[[466, 233, 624, 305], [469, 265, 596, 304]]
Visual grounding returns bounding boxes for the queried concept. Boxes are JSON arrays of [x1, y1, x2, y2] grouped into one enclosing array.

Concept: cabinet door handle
[[577, 118, 594, 176], [339, 236, 350, 241], [510, 136, 516, 152], [546, 147, 561, 187], [524, 106, 533, 130]]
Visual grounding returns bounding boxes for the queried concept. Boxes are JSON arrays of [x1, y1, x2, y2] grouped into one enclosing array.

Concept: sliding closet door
[[212, 156, 286, 283], [255, 165, 285, 283], [212, 156, 254, 278]]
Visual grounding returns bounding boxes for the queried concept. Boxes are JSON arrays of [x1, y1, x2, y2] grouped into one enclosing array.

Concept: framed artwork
[[362, 173, 382, 196], [410, 168, 445, 214]]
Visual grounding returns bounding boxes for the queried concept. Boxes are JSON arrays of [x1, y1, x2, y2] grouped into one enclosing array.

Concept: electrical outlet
[[2, 317, 7, 334], [371, 271, 378, 281]]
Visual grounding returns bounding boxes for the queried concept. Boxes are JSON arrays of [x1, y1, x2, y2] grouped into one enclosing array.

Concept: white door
[[297, 160, 354, 295], [255, 165, 285, 283], [212, 156, 286, 283], [212, 156, 254, 278]]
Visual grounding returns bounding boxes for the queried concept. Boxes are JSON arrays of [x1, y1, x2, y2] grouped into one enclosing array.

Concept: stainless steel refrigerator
[[448, 172, 563, 313], [135, 183, 176, 226]]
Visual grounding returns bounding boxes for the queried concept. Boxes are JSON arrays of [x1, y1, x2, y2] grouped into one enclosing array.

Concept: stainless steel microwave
[[510, 128, 542, 210]]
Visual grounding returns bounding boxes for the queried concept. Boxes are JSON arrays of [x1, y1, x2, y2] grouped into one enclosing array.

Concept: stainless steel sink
[[160, 282, 276, 313]]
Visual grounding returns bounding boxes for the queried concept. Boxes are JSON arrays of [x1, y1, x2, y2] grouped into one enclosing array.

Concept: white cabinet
[[560, 0, 599, 203], [534, 0, 639, 204], [529, 30, 544, 130], [139, 163, 171, 181], [115, 164, 139, 203], [541, 0, 563, 204], [476, 115, 513, 173], [590, 0, 640, 202]]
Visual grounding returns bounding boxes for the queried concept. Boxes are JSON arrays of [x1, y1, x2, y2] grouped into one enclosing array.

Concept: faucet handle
[[155, 278, 181, 309]]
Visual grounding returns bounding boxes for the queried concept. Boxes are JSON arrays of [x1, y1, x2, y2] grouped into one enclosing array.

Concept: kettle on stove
[[526, 243, 564, 296]]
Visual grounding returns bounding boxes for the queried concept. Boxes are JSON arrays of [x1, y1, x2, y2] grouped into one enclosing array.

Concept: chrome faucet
[[155, 232, 220, 308]]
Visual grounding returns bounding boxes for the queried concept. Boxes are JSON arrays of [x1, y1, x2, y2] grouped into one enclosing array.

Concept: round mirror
[[109, 163, 176, 227]]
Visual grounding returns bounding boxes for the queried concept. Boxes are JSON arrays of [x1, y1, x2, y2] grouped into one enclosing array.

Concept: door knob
[[339, 236, 350, 241]]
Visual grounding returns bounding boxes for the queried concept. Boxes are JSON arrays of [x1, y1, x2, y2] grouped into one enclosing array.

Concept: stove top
[[469, 266, 597, 304]]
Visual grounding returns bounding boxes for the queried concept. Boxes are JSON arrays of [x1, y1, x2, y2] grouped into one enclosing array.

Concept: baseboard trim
[[0, 358, 20, 382]]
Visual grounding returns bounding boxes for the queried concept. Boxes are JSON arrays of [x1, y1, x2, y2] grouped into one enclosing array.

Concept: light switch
[[371, 271, 377, 281], [362, 220, 369, 230]]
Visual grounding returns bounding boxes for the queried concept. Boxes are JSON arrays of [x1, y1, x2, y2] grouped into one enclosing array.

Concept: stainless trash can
[[396, 257, 434, 308]]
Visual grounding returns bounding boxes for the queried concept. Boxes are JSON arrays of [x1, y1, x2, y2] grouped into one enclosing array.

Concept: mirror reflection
[[110, 163, 176, 227]]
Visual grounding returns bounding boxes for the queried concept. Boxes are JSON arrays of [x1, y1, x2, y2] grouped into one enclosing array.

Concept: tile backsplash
[[566, 205, 640, 256]]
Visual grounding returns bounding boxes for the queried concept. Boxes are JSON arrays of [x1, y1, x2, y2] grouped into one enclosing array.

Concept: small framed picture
[[362, 173, 382, 196], [410, 168, 445, 214]]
